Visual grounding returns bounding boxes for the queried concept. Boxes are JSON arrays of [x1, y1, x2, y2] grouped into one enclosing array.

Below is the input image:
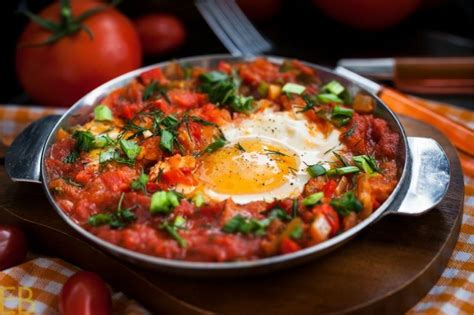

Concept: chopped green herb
[[73, 130, 95, 152], [64, 151, 79, 164], [88, 193, 136, 229], [352, 155, 378, 174], [202, 137, 227, 155], [94, 134, 114, 148], [258, 81, 269, 97], [264, 149, 288, 157], [343, 123, 357, 138], [282, 83, 306, 95], [290, 224, 303, 240], [291, 199, 298, 218], [161, 222, 187, 247], [94, 104, 113, 121], [191, 116, 217, 126], [235, 142, 245, 152], [302, 192, 324, 206], [332, 105, 354, 117], [231, 95, 254, 112], [222, 208, 291, 236], [330, 191, 363, 216], [297, 95, 318, 113], [333, 151, 350, 166], [160, 129, 174, 152], [131, 171, 149, 193], [326, 166, 360, 176], [317, 93, 343, 104], [150, 191, 180, 214], [160, 115, 179, 128], [143, 80, 169, 102], [192, 193, 205, 207], [307, 163, 326, 177], [119, 139, 141, 160], [63, 177, 83, 187], [99, 148, 118, 164], [322, 80, 345, 96]]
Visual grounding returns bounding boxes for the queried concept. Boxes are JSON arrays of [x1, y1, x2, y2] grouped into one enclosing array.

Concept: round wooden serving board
[[0, 117, 464, 315]]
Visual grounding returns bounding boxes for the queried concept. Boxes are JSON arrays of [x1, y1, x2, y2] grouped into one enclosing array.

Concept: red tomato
[[237, 0, 282, 21], [60, 271, 112, 315], [322, 179, 337, 198], [312, 0, 422, 30], [16, 0, 142, 107], [0, 225, 28, 270], [280, 237, 301, 254], [134, 14, 186, 56]]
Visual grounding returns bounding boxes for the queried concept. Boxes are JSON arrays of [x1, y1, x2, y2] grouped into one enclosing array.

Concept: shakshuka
[[46, 58, 400, 262]]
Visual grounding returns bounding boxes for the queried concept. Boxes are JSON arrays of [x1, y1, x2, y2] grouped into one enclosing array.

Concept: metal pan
[[5, 54, 451, 276]]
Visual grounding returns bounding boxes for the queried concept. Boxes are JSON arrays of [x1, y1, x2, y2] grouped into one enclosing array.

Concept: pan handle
[[390, 137, 450, 215], [5, 115, 61, 184]]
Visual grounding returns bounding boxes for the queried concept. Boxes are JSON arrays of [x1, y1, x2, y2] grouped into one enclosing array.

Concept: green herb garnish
[[322, 80, 345, 96], [64, 151, 79, 164], [119, 139, 141, 160], [282, 83, 306, 95], [307, 163, 326, 177], [160, 129, 174, 152], [131, 171, 149, 193], [326, 166, 360, 176], [88, 193, 136, 229], [302, 192, 324, 206], [330, 191, 363, 216], [150, 191, 180, 214], [73, 130, 95, 152]]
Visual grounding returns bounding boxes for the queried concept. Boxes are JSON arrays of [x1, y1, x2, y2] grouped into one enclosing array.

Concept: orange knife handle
[[459, 151, 474, 177], [380, 88, 474, 156]]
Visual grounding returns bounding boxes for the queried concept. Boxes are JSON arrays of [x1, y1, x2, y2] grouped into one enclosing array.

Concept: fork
[[195, 0, 273, 56]]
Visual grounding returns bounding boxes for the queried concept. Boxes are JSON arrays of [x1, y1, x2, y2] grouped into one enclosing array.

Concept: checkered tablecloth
[[1, 103, 473, 314]]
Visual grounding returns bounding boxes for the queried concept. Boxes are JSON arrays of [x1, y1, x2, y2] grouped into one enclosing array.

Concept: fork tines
[[195, 0, 273, 56]]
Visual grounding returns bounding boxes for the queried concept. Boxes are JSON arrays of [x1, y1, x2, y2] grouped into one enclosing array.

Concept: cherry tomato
[[134, 14, 186, 56], [16, 0, 142, 107], [0, 225, 28, 270], [237, 0, 282, 21], [312, 0, 422, 30], [60, 271, 112, 315]]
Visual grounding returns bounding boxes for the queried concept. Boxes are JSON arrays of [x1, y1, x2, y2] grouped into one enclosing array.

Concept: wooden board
[[0, 117, 464, 315]]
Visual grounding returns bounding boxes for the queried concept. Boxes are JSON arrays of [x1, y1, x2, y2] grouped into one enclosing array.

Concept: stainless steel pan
[[5, 55, 450, 276]]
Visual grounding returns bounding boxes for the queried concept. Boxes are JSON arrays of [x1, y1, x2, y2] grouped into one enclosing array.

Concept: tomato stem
[[18, 0, 118, 47]]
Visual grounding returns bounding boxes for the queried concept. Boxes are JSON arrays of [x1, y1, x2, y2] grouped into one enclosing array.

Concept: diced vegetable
[[94, 135, 113, 148], [353, 94, 375, 113], [202, 137, 227, 154], [332, 105, 354, 117], [317, 93, 342, 104], [160, 129, 174, 152], [282, 83, 306, 95], [119, 139, 141, 160], [150, 191, 180, 214], [258, 81, 269, 97], [94, 105, 113, 121], [302, 192, 324, 206], [192, 193, 205, 207], [352, 155, 374, 174], [307, 164, 327, 177], [268, 84, 281, 100], [280, 237, 301, 254], [322, 80, 345, 96], [310, 212, 332, 243], [131, 172, 149, 193]]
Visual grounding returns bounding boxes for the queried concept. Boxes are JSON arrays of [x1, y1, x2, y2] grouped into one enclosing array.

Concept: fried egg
[[195, 109, 344, 204]]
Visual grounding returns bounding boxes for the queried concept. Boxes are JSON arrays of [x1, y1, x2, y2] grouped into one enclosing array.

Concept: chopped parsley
[[330, 191, 363, 216], [72, 130, 95, 152], [88, 193, 136, 229]]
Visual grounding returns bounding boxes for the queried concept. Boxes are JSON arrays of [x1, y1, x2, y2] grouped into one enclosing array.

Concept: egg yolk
[[198, 139, 299, 195]]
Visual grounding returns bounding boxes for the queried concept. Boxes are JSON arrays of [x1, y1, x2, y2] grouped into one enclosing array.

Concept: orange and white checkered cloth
[[1, 102, 473, 314], [0, 258, 149, 314]]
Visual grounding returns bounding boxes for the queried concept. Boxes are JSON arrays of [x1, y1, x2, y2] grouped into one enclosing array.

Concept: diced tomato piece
[[174, 199, 195, 216], [140, 68, 168, 85], [291, 60, 315, 76], [280, 237, 301, 254], [168, 90, 206, 109], [323, 179, 337, 198], [218, 61, 232, 74], [162, 168, 194, 186], [199, 103, 231, 125], [120, 104, 141, 120], [312, 204, 340, 236], [153, 99, 170, 114]]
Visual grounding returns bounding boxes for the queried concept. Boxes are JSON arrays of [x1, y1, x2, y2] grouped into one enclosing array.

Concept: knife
[[337, 57, 474, 94]]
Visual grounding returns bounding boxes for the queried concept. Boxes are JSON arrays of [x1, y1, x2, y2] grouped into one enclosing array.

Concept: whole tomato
[[312, 0, 422, 30], [16, 0, 142, 107], [134, 14, 186, 56], [0, 225, 28, 270], [60, 271, 112, 315]]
